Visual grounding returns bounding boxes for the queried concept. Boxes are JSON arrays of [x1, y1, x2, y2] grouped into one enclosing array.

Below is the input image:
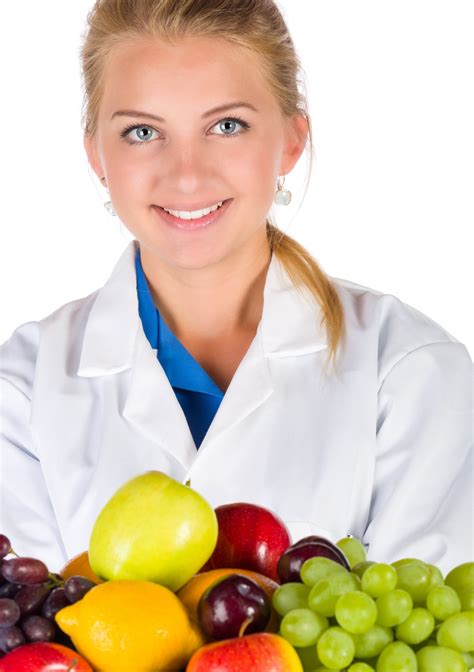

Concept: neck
[[139, 235, 272, 343]]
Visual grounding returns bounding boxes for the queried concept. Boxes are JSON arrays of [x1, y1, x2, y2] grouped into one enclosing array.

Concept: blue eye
[[120, 116, 250, 146], [120, 124, 159, 145], [211, 117, 250, 136]]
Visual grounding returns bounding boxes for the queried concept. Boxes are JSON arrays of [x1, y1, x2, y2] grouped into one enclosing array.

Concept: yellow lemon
[[55, 579, 205, 671]]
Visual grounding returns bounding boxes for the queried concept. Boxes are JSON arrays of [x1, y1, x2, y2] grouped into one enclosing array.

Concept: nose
[[160, 140, 217, 194]]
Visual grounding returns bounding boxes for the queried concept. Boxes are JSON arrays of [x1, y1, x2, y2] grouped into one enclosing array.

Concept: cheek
[[250, 133, 281, 183], [102, 135, 151, 187], [232, 148, 278, 200], [109, 156, 153, 203]]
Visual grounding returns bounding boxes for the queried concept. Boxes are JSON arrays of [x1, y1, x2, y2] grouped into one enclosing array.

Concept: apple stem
[[185, 478, 191, 487], [67, 658, 78, 671], [238, 616, 254, 638]]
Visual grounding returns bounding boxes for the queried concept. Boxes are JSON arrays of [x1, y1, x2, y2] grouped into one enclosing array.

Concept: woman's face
[[84, 35, 307, 270]]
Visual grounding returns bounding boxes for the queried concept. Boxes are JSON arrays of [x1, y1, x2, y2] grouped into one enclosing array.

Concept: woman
[[0, 0, 472, 575]]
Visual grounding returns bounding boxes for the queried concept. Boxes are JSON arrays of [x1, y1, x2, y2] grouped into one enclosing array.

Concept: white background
[[1, 1, 473, 356]]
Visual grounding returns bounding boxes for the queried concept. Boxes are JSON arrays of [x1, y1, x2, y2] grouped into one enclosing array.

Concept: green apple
[[88, 470, 218, 591]]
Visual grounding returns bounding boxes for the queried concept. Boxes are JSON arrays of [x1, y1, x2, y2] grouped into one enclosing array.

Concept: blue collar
[[135, 244, 224, 397]]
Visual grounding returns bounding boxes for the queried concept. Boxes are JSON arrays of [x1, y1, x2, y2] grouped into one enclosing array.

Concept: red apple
[[0, 642, 92, 671], [200, 503, 291, 583], [186, 631, 303, 671]]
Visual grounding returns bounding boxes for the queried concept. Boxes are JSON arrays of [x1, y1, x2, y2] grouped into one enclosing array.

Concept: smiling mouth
[[152, 198, 233, 229], [156, 198, 231, 215]]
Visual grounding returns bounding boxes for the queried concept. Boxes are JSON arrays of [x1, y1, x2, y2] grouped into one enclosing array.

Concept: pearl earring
[[101, 176, 117, 216], [274, 175, 291, 205]]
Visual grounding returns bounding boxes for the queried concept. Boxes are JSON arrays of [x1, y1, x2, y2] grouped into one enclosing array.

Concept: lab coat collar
[[77, 239, 328, 462], [77, 238, 328, 378]]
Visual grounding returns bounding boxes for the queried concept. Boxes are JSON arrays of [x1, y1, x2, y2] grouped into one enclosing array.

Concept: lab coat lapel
[[197, 320, 273, 452], [199, 250, 329, 454], [76, 238, 328, 468], [77, 240, 196, 469], [122, 324, 198, 467]]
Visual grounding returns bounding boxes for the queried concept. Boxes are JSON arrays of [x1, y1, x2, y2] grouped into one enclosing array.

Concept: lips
[[152, 198, 233, 230]]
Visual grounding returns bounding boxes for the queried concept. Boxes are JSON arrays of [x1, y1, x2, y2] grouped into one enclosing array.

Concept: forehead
[[100, 35, 276, 116]]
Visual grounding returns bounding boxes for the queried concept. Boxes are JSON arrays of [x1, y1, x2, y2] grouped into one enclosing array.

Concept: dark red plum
[[277, 540, 350, 583], [198, 573, 271, 640], [292, 535, 337, 548], [290, 536, 350, 567]]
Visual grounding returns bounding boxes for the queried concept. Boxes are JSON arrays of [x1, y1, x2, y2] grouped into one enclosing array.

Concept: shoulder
[[0, 290, 99, 394], [0, 320, 41, 398], [328, 275, 472, 379]]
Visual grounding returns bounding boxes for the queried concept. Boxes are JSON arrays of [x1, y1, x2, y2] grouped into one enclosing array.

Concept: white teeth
[[163, 200, 224, 219]]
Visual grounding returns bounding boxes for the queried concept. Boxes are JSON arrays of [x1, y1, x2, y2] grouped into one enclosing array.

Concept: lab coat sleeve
[[364, 340, 473, 575], [0, 322, 67, 572]]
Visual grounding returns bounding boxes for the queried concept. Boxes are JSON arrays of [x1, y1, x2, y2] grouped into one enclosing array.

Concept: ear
[[83, 131, 104, 182], [280, 113, 309, 175]]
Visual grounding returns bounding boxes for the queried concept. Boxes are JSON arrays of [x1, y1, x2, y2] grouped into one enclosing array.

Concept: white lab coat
[[1, 239, 472, 575]]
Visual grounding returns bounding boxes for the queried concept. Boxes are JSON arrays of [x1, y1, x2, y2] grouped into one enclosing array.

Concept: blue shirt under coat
[[135, 244, 224, 450]]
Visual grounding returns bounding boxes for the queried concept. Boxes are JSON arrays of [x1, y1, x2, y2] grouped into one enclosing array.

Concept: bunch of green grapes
[[272, 536, 473, 671]]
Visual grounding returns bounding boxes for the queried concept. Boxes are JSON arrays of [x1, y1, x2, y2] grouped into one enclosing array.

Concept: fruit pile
[[0, 470, 472, 671], [273, 535, 473, 671]]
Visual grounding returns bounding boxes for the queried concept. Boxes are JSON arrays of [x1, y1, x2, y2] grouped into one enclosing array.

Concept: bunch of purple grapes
[[0, 534, 95, 656]]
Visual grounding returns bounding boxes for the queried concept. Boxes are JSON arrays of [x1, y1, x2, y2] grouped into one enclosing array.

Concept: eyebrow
[[110, 101, 259, 122]]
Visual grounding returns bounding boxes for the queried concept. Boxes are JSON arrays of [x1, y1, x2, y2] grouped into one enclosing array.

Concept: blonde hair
[[80, 0, 347, 375]]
